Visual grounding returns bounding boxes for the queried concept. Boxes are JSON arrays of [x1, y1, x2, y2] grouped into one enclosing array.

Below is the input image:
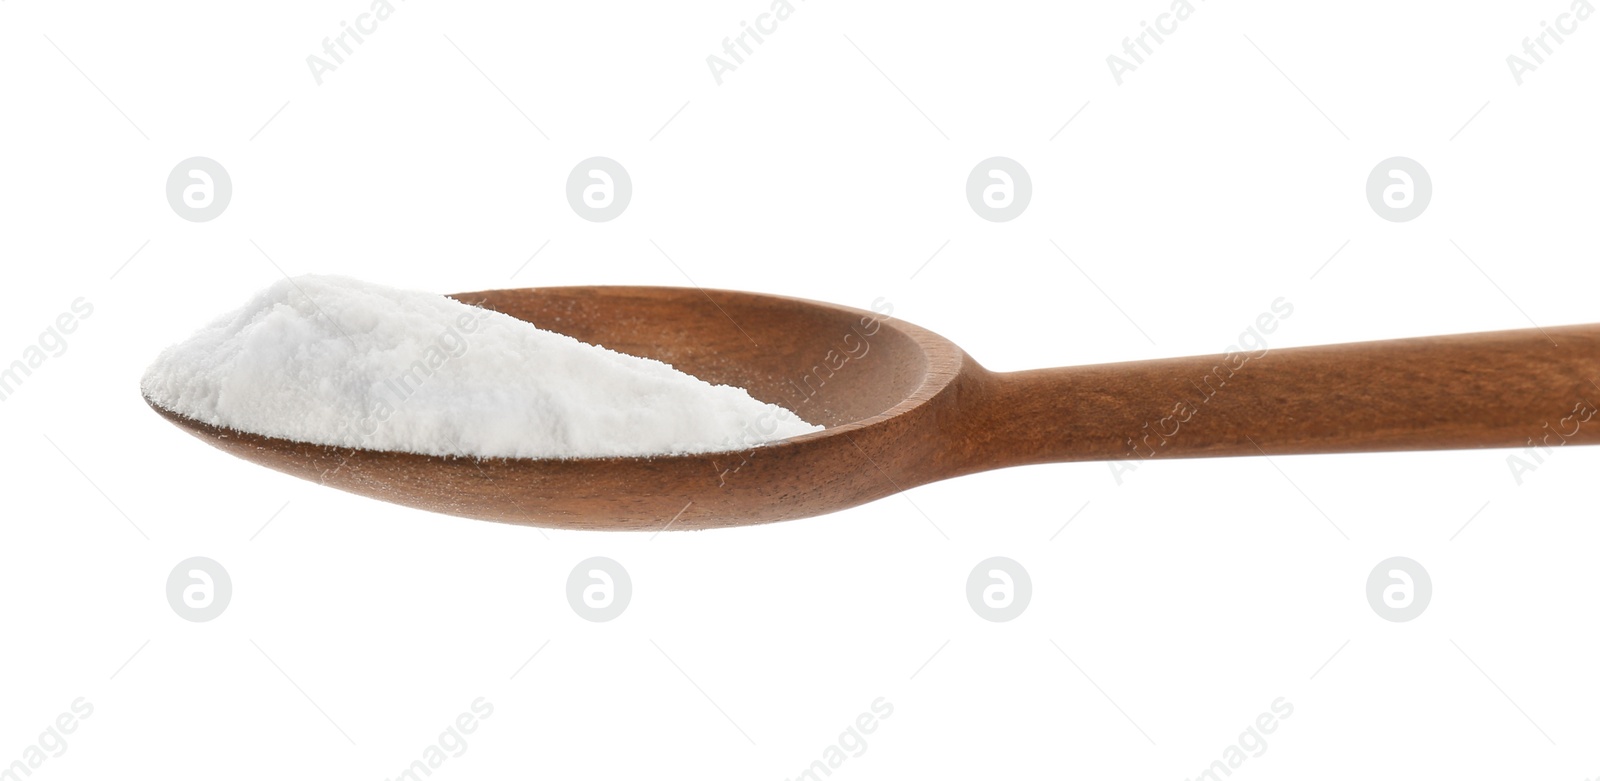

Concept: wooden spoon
[[146, 286, 1600, 531]]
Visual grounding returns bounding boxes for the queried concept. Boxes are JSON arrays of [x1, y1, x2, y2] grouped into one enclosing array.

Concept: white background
[[3, 0, 1599, 778]]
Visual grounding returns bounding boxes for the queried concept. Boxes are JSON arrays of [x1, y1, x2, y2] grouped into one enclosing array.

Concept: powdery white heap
[[141, 275, 822, 458]]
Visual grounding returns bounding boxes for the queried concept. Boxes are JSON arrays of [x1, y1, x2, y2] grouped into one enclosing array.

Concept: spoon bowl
[[148, 286, 976, 530], [148, 285, 1600, 531]]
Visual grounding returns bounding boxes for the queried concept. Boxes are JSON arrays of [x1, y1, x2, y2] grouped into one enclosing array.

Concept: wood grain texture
[[146, 286, 1600, 531]]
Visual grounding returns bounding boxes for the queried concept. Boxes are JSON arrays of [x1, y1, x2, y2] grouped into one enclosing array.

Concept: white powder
[[141, 275, 822, 458]]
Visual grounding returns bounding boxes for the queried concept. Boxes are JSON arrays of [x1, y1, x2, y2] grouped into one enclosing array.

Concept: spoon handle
[[969, 324, 1600, 468]]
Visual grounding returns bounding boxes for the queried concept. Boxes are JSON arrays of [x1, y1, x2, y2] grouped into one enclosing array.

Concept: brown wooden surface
[[146, 286, 1600, 530]]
